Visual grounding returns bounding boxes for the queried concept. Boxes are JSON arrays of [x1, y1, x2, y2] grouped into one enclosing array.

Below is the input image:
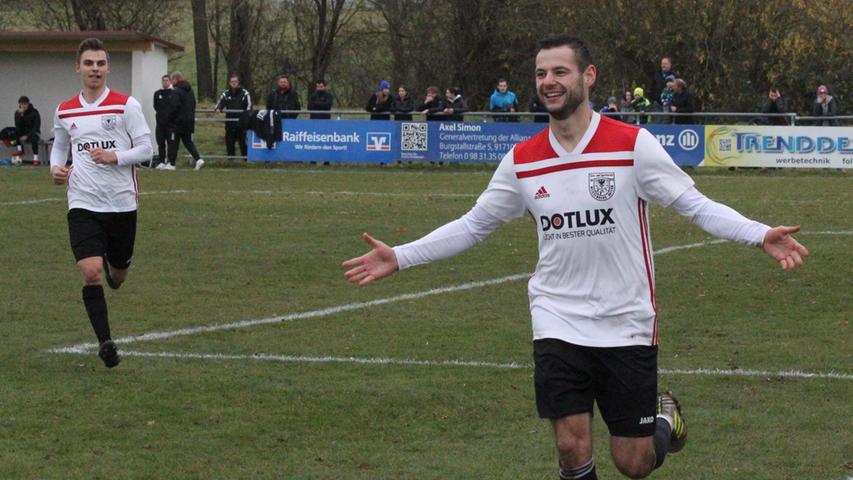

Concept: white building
[[0, 31, 184, 150]]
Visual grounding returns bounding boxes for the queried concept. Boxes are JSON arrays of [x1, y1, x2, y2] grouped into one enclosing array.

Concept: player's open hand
[[762, 225, 809, 270], [342, 233, 399, 287], [51, 166, 69, 185], [90, 148, 118, 164]]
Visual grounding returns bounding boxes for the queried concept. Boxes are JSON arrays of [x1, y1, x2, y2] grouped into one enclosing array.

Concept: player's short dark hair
[[538, 34, 592, 71], [229, 73, 240, 81], [18, 96, 29, 104], [315, 79, 325, 85], [77, 37, 108, 62]]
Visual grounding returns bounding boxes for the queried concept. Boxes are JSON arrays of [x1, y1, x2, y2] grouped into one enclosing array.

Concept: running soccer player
[[50, 38, 153, 368], [343, 35, 809, 479]]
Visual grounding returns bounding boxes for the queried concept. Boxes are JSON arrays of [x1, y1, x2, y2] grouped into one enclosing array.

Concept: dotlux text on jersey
[[539, 207, 616, 241], [76, 140, 118, 152]]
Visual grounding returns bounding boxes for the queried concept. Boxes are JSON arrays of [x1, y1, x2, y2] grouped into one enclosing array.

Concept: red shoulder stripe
[[583, 115, 640, 154], [513, 127, 555, 164], [58, 95, 83, 111], [99, 90, 130, 107]]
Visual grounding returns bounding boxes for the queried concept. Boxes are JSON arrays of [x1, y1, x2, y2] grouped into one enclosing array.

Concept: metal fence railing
[[198, 108, 851, 126]]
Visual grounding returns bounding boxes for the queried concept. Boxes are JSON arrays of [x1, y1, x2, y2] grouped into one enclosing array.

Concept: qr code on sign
[[401, 122, 428, 151], [718, 138, 732, 152]]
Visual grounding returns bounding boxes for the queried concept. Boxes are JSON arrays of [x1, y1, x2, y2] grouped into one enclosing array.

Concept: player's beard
[[541, 75, 585, 121]]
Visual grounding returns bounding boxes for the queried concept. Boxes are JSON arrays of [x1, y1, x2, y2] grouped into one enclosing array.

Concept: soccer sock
[[82, 285, 111, 343], [33, 154, 38, 161], [559, 458, 597, 479], [653, 416, 673, 469]]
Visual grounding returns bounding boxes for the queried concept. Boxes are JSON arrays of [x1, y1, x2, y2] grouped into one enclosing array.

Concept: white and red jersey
[[477, 113, 694, 347], [51, 87, 151, 213]]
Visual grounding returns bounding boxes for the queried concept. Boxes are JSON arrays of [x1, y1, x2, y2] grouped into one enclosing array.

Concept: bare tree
[[191, 0, 214, 100], [290, 0, 363, 87], [32, 0, 179, 34]]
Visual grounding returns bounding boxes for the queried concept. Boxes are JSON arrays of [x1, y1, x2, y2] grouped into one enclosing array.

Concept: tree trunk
[[227, 0, 253, 91], [191, 0, 214, 100]]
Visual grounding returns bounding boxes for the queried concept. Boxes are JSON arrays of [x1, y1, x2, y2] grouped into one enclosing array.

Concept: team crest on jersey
[[588, 173, 615, 201], [101, 115, 117, 131]]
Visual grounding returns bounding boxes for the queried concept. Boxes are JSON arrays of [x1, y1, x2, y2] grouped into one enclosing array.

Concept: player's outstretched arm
[[762, 225, 809, 270], [342, 233, 399, 287]]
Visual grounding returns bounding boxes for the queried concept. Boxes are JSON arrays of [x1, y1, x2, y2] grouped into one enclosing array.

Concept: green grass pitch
[[0, 165, 850, 479]]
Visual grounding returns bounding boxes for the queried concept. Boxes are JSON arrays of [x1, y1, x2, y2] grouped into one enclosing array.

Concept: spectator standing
[[392, 85, 414, 121], [366, 80, 393, 120], [630, 87, 651, 124], [490, 79, 519, 122], [529, 92, 549, 123], [659, 75, 676, 123], [267, 75, 301, 119], [152, 75, 174, 167], [215, 74, 252, 159], [599, 96, 619, 116], [669, 78, 696, 124], [165, 72, 204, 170], [619, 90, 635, 123], [12, 96, 41, 165], [761, 87, 788, 125], [307, 79, 334, 119], [442, 87, 469, 121], [418, 86, 445, 121], [651, 56, 677, 111], [812, 85, 839, 126]]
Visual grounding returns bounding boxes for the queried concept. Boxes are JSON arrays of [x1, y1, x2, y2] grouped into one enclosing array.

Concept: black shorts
[[67, 208, 137, 269], [533, 338, 658, 437]]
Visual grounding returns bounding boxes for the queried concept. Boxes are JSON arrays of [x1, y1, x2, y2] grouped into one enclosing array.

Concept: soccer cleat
[[102, 257, 120, 290], [155, 162, 166, 170], [98, 340, 121, 368], [658, 391, 688, 453], [194, 158, 205, 170]]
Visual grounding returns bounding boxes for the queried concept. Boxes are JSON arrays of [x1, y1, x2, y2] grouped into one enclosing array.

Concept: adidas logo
[[534, 186, 550, 199], [70, 122, 78, 129]]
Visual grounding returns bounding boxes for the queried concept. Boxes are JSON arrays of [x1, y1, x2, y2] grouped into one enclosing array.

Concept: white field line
[[0, 190, 192, 206], [49, 273, 531, 354], [53, 349, 853, 380], [1, 189, 475, 207], [47, 239, 732, 354]]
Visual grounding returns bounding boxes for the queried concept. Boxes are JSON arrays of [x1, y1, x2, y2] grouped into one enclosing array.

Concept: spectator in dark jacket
[[215, 74, 253, 158], [669, 78, 696, 124], [307, 79, 334, 119], [441, 87, 468, 121], [267, 75, 301, 119], [164, 72, 204, 170], [651, 56, 677, 111], [812, 84, 839, 126], [529, 92, 549, 123], [630, 87, 652, 124], [12, 95, 41, 165], [392, 85, 414, 121], [761, 87, 789, 125], [152, 75, 174, 166], [418, 86, 445, 121], [366, 80, 393, 120]]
